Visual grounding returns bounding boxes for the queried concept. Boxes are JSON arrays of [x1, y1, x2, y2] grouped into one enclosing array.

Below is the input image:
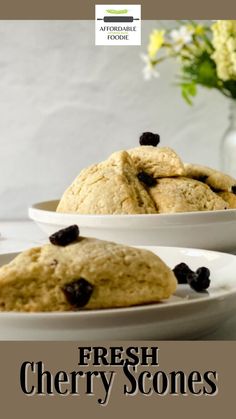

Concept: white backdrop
[[0, 20, 230, 219]]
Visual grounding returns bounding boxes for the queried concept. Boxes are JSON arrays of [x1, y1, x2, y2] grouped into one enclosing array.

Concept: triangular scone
[[57, 151, 157, 214], [184, 163, 236, 192], [128, 146, 185, 178], [0, 238, 177, 312], [148, 177, 228, 213]]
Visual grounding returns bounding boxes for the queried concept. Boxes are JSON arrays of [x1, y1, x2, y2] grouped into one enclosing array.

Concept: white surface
[[0, 20, 230, 219], [0, 221, 46, 254], [0, 245, 236, 340], [29, 200, 236, 251], [1, 220, 236, 340]]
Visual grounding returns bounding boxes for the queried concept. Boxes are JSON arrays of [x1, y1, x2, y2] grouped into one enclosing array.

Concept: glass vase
[[221, 100, 236, 177]]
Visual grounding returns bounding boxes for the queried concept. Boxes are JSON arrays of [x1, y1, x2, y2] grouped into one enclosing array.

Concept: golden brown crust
[[128, 146, 185, 178], [217, 191, 236, 209], [184, 163, 236, 192], [148, 177, 228, 213]]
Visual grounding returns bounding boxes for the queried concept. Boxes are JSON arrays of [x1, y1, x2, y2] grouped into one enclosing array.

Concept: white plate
[[0, 246, 236, 340], [29, 200, 236, 251]]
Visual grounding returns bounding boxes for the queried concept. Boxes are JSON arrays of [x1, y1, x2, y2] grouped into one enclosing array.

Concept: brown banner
[[0, 341, 235, 418], [0, 0, 235, 19]]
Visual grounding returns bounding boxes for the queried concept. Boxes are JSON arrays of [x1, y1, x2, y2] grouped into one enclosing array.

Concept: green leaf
[[198, 61, 217, 86], [182, 51, 218, 88], [181, 83, 197, 105], [222, 80, 236, 99]]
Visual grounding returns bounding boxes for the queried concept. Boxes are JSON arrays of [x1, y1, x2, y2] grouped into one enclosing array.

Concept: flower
[[141, 54, 159, 80], [194, 25, 205, 36], [143, 20, 236, 102], [212, 20, 236, 81], [170, 25, 194, 52], [148, 29, 165, 59]]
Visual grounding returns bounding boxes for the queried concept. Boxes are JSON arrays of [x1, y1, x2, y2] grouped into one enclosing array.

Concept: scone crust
[[57, 151, 157, 214], [128, 146, 185, 178], [184, 163, 236, 192], [148, 177, 228, 213], [217, 191, 236, 209], [0, 238, 177, 312]]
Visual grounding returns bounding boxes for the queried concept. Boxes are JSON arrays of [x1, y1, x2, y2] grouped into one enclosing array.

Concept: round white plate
[[29, 200, 236, 251], [0, 246, 236, 340]]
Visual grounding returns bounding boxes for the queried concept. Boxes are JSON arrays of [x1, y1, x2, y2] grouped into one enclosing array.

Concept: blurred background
[[0, 20, 229, 219]]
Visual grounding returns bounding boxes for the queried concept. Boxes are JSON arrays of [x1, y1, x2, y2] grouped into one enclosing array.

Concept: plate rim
[[28, 200, 236, 227]]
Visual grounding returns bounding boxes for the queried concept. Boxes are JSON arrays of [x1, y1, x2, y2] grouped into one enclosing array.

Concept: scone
[[148, 177, 228, 213], [128, 146, 185, 178], [217, 192, 236, 209], [57, 150, 157, 214], [0, 237, 177, 312], [184, 163, 236, 192]]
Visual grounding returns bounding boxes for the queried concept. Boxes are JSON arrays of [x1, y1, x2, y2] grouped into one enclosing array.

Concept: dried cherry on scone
[[62, 278, 94, 308], [139, 132, 160, 147], [49, 225, 79, 246]]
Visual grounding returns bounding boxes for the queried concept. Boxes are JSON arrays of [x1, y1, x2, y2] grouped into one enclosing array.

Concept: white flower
[[141, 54, 159, 80], [170, 25, 194, 52]]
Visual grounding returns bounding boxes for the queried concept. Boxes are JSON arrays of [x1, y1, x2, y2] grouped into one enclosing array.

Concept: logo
[[95, 5, 141, 45]]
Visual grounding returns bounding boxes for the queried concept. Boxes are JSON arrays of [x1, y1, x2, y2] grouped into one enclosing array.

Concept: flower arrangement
[[142, 20, 236, 104]]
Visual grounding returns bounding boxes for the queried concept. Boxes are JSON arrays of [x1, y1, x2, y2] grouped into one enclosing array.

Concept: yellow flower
[[186, 23, 195, 32], [194, 25, 204, 36], [186, 23, 205, 36], [148, 29, 165, 59], [212, 20, 236, 81]]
